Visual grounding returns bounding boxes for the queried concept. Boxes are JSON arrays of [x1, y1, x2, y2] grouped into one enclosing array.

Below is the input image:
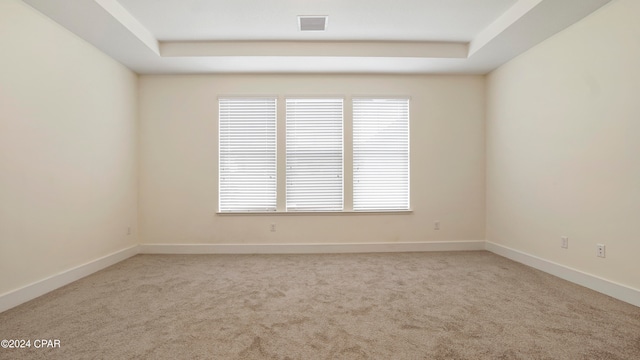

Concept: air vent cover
[[298, 16, 328, 31]]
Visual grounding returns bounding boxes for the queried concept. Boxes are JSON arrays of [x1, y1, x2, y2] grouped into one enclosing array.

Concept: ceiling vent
[[298, 16, 328, 31]]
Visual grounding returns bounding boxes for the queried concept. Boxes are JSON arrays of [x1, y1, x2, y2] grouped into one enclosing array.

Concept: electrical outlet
[[434, 221, 440, 230], [561, 236, 568, 249], [596, 244, 606, 258], [270, 223, 276, 232], [127, 227, 131, 235]]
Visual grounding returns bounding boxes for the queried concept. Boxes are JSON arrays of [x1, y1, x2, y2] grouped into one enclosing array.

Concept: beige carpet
[[0, 251, 639, 359]]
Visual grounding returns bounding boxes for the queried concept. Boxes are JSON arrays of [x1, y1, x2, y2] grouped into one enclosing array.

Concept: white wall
[[0, 0, 138, 295], [486, 0, 640, 290], [139, 74, 485, 245]]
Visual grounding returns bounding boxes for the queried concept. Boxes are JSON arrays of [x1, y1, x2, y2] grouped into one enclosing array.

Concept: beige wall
[[0, 1, 138, 295], [486, 0, 640, 289], [139, 74, 485, 245]]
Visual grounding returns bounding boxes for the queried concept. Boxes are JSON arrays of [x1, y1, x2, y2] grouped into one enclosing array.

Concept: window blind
[[219, 98, 277, 212], [286, 98, 344, 211], [353, 98, 410, 211]]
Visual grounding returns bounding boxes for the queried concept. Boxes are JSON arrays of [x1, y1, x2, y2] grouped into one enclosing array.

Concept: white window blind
[[353, 98, 410, 211], [286, 98, 344, 211], [219, 98, 277, 212]]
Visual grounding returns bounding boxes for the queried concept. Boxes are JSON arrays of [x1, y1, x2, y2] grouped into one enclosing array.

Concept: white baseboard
[[0, 245, 139, 313], [139, 241, 486, 255], [485, 241, 640, 307], [4, 241, 636, 314]]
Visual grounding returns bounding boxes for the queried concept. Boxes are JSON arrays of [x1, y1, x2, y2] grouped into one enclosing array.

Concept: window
[[218, 98, 277, 212], [353, 98, 410, 211], [218, 96, 409, 213], [286, 98, 344, 211]]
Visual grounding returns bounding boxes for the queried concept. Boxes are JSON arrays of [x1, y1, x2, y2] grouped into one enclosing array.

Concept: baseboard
[[139, 241, 486, 255], [0, 245, 139, 313], [4, 241, 635, 313], [485, 241, 640, 307]]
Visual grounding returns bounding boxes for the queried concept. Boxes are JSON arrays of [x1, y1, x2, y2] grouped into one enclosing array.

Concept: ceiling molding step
[[21, 0, 614, 74], [22, 0, 161, 74], [160, 41, 469, 59], [469, 0, 543, 56], [94, 0, 159, 55], [464, 0, 613, 72]]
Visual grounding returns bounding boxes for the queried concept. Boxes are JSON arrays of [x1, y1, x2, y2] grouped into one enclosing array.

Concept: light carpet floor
[[1, 251, 639, 359]]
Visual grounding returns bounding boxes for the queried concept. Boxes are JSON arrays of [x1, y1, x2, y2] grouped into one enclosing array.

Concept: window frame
[[352, 97, 410, 211], [285, 97, 345, 212], [218, 97, 278, 212], [217, 95, 412, 215]]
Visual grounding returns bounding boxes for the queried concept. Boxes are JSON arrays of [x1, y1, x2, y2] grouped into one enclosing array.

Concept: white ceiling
[[116, 0, 516, 42], [22, 0, 612, 74]]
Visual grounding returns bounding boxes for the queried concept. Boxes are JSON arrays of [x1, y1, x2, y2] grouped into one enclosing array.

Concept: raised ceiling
[[117, 0, 516, 42], [23, 0, 612, 74]]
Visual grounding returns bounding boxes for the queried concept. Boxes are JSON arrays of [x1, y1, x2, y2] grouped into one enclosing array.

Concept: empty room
[[1, 0, 639, 358]]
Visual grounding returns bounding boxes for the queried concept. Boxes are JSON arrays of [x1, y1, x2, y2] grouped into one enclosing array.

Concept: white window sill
[[216, 210, 413, 216]]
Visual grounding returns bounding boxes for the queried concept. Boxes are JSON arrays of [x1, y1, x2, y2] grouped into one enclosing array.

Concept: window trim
[[352, 97, 410, 211], [216, 210, 413, 216], [216, 95, 413, 215], [285, 97, 345, 212], [218, 97, 278, 212]]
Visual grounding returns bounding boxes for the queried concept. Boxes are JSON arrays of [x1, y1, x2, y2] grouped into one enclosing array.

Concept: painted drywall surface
[[486, 0, 640, 289], [139, 74, 485, 245], [0, 1, 138, 295]]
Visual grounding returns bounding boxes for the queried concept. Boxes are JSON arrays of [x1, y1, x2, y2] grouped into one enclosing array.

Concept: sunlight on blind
[[286, 98, 344, 211], [353, 98, 409, 211], [219, 98, 277, 212]]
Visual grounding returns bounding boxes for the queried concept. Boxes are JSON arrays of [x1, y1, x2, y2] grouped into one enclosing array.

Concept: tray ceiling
[[22, 0, 612, 74]]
